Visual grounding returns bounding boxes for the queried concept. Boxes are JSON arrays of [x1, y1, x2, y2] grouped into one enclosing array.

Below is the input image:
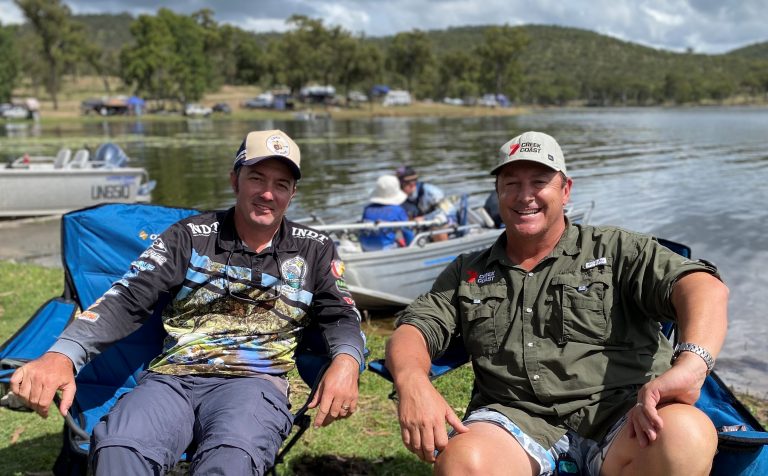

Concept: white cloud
[[0, 0, 24, 25]]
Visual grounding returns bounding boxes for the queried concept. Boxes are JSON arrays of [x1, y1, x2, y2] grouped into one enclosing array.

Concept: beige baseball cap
[[491, 131, 567, 176], [234, 129, 301, 179]]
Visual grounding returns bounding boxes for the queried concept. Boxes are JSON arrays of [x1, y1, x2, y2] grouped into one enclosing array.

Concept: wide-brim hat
[[491, 131, 567, 176], [234, 129, 301, 179], [370, 175, 408, 205]]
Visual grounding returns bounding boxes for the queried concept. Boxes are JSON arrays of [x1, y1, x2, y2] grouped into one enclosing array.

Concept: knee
[[657, 404, 717, 455], [434, 443, 487, 476]]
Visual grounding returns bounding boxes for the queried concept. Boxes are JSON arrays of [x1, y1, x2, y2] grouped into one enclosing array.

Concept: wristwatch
[[671, 342, 715, 374]]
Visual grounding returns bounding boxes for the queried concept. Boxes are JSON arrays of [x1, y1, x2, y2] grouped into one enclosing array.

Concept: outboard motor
[[93, 143, 129, 168]]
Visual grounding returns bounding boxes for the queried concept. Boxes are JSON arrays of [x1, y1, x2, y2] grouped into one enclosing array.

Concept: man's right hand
[[395, 373, 469, 463], [9, 352, 76, 418]]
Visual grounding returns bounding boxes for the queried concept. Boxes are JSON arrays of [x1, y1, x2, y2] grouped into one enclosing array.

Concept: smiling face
[[495, 160, 572, 243], [230, 158, 296, 235]]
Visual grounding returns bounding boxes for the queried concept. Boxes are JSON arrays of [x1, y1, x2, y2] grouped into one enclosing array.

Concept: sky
[[1, 0, 766, 54]]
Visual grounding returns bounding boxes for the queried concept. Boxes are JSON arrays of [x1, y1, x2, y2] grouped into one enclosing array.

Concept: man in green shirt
[[385, 131, 728, 476]]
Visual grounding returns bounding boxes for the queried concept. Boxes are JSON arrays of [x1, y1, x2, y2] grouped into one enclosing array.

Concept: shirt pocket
[[458, 283, 507, 356], [550, 272, 612, 345]]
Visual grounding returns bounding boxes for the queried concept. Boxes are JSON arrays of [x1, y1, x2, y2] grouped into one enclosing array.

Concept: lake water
[[1, 107, 766, 397]]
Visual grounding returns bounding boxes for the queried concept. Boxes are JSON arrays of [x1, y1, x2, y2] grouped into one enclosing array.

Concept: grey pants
[[90, 371, 293, 475]]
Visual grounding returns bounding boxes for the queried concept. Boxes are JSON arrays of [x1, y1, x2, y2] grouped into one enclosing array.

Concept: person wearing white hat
[[359, 175, 415, 251], [386, 131, 727, 476]]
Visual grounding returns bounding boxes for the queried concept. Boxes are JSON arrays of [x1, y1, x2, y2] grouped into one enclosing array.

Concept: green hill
[[18, 14, 768, 105]]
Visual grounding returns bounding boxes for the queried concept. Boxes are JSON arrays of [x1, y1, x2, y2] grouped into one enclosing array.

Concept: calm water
[[1, 107, 766, 396]]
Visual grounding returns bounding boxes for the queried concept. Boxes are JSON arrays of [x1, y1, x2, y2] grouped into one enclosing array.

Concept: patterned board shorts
[[451, 407, 627, 476]]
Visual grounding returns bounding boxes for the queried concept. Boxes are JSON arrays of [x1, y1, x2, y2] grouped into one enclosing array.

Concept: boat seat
[[53, 148, 72, 169], [68, 150, 90, 169]]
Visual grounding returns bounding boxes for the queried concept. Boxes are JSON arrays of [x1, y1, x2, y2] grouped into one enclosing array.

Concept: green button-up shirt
[[397, 222, 719, 448]]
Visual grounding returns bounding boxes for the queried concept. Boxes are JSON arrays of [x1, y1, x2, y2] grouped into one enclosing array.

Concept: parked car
[[241, 92, 274, 109], [184, 103, 212, 117], [382, 90, 412, 107], [81, 97, 129, 116], [212, 102, 231, 114], [1, 102, 36, 120], [347, 91, 369, 103]]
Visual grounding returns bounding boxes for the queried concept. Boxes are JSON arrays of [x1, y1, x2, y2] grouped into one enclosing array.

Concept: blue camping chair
[[368, 237, 768, 476], [0, 203, 365, 476]]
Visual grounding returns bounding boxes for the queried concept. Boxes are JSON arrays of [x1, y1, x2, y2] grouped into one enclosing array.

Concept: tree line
[[2, 0, 768, 108]]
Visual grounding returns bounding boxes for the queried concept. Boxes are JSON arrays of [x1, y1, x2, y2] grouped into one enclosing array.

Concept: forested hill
[[728, 41, 768, 60], [8, 11, 768, 107]]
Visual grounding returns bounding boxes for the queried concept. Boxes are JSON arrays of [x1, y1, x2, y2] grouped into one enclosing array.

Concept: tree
[[265, 15, 334, 94], [386, 30, 435, 95], [437, 50, 480, 99], [120, 9, 210, 106], [0, 24, 20, 102], [14, 0, 88, 109], [474, 24, 528, 98]]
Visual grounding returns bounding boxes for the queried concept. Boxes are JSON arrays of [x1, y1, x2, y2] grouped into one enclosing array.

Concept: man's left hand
[[630, 353, 708, 447], [308, 353, 360, 428]]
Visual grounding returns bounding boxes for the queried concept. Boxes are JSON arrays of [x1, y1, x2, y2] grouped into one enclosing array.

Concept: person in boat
[[10, 129, 365, 475], [396, 165, 446, 220], [385, 130, 727, 476], [396, 165, 460, 241], [359, 174, 415, 251]]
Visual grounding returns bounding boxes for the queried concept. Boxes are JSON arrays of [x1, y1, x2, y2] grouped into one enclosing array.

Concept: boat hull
[[0, 168, 151, 217], [340, 228, 503, 309]]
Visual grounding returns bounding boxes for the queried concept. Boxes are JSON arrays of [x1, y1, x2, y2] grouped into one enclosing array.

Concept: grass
[[1, 260, 766, 475]]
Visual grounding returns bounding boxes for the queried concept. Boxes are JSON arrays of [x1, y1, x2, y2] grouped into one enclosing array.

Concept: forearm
[[385, 324, 433, 391]]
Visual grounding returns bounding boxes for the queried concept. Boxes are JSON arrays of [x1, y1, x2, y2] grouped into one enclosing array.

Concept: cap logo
[[509, 143, 520, 156], [266, 134, 290, 157], [520, 141, 541, 153]]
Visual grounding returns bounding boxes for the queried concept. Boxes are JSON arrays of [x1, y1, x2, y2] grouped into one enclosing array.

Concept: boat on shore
[[316, 201, 594, 309], [0, 143, 155, 218]]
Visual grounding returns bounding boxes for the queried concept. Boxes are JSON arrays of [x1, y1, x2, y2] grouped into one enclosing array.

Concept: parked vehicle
[[382, 90, 412, 107], [212, 102, 231, 114], [241, 92, 274, 109], [184, 103, 212, 117]]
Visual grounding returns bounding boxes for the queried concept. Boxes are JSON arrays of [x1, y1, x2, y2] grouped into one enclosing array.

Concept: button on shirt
[[397, 222, 720, 448]]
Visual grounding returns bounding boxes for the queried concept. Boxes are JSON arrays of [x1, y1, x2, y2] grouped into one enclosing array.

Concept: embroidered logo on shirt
[[78, 310, 100, 322], [281, 256, 307, 290], [185, 222, 219, 237], [331, 259, 345, 278], [292, 227, 329, 244], [151, 237, 167, 253], [467, 270, 478, 283], [583, 257, 607, 269], [477, 271, 495, 284]]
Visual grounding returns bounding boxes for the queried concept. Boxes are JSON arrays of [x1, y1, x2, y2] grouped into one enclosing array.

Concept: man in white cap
[[385, 131, 728, 475], [11, 129, 365, 475]]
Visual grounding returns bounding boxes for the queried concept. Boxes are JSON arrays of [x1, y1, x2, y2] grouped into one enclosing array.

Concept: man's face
[[400, 177, 418, 196], [495, 161, 571, 240], [230, 158, 296, 230]]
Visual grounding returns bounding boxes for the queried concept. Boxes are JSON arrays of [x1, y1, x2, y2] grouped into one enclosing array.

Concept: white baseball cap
[[491, 131, 567, 176]]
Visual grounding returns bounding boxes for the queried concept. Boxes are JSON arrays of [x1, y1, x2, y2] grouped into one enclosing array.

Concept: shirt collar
[[217, 208, 298, 254], [484, 218, 581, 267]]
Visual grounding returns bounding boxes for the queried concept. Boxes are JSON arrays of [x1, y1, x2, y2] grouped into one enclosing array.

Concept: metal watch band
[[672, 342, 715, 374]]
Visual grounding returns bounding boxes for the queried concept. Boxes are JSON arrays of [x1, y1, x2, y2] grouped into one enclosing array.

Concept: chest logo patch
[[282, 256, 307, 290]]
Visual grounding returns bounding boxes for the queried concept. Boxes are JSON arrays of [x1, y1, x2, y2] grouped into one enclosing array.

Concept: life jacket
[[402, 182, 425, 219]]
